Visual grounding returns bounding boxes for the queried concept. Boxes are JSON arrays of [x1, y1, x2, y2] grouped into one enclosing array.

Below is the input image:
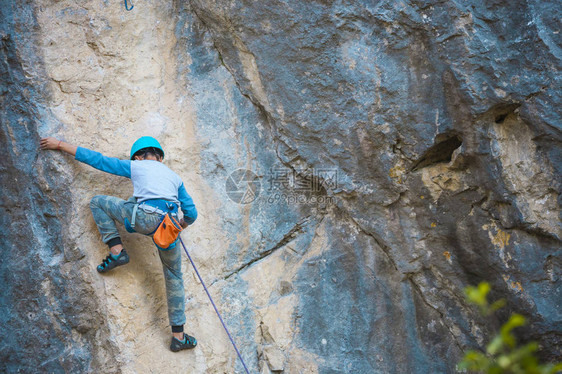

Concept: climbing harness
[[179, 236, 251, 374], [124, 199, 178, 234], [124, 0, 133, 11]]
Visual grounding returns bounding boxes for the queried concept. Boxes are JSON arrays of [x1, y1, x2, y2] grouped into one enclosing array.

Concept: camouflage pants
[[89, 195, 186, 327]]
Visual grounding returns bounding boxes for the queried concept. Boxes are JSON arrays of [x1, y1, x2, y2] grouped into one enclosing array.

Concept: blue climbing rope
[[179, 236, 251, 374], [124, 0, 133, 11]]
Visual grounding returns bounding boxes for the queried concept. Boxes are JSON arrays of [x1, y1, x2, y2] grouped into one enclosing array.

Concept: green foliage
[[465, 282, 506, 316], [458, 282, 562, 374]]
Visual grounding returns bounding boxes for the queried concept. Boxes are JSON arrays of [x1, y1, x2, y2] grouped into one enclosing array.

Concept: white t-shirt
[[131, 160, 182, 204]]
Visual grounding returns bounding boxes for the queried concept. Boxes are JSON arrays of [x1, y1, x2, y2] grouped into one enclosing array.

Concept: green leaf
[[490, 299, 506, 312], [487, 335, 504, 355], [478, 282, 491, 295], [465, 282, 491, 308], [498, 355, 511, 369], [458, 350, 490, 371], [500, 314, 526, 348], [508, 314, 526, 328]]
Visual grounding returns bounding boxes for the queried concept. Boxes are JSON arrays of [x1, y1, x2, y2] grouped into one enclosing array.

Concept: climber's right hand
[[40, 137, 78, 156], [40, 137, 61, 150]]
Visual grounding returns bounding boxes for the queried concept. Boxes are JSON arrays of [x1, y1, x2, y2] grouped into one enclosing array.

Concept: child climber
[[40, 136, 198, 352]]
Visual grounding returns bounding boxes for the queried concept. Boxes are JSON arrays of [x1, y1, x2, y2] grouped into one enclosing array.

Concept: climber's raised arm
[[40, 137, 131, 178]]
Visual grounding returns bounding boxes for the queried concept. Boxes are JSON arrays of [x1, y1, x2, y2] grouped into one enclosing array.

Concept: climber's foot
[[170, 333, 197, 352], [97, 249, 129, 273]]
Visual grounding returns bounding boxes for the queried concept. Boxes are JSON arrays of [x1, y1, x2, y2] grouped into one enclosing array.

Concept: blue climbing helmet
[[130, 136, 165, 160]]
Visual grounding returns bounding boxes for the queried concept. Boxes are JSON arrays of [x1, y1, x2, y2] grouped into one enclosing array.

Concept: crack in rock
[[215, 216, 315, 284]]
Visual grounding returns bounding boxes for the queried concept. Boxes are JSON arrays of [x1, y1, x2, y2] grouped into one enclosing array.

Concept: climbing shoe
[[170, 333, 197, 352], [96, 250, 130, 273]]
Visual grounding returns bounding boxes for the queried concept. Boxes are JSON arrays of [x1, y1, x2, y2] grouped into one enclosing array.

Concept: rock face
[[1, 0, 560, 373]]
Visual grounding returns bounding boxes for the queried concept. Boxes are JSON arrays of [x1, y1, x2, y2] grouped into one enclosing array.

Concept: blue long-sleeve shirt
[[75, 147, 198, 224]]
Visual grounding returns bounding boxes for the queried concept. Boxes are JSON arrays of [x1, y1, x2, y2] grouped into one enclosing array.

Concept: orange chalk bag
[[153, 212, 183, 249]]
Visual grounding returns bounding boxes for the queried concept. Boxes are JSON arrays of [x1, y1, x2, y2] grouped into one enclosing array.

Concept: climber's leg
[[89, 195, 134, 272], [157, 242, 196, 351], [89, 195, 131, 249], [157, 241, 187, 330]]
